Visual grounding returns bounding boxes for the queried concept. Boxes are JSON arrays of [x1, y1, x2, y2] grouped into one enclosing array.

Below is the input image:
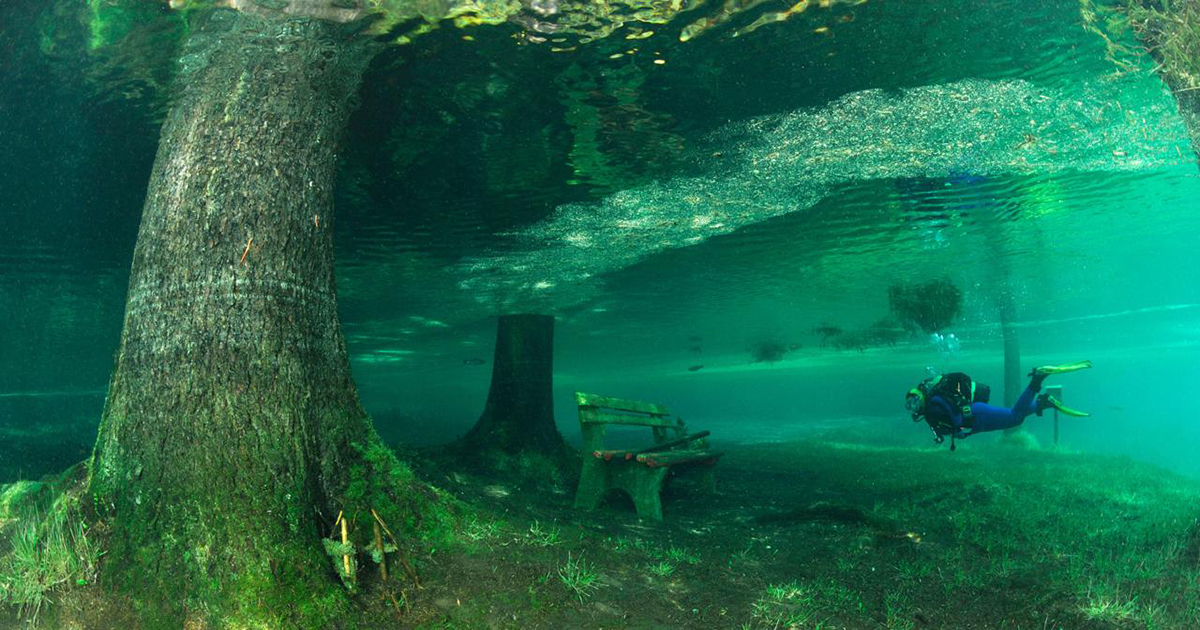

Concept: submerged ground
[[3, 427, 1198, 629]]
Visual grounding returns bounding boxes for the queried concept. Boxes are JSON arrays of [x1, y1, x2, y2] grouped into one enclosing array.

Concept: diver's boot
[[1035, 393, 1090, 417]]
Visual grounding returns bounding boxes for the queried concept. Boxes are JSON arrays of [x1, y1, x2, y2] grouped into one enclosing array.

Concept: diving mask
[[905, 389, 925, 417]]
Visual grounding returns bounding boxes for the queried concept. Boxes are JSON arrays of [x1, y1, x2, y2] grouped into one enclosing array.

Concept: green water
[[0, 0, 1199, 625]]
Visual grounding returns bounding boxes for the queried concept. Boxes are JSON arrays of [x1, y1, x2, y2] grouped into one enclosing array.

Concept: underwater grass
[[1080, 582, 1139, 623], [525, 520, 563, 547], [461, 513, 503, 543], [647, 560, 675, 577], [557, 552, 601, 603], [664, 545, 700, 565], [748, 578, 864, 629], [1081, 0, 1200, 90], [0, 492, 101, 625], [780, 429, 1200, 628]]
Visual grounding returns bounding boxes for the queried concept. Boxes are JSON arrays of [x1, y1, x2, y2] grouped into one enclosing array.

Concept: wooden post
[[339, 513, 351, 579], [1047, 385, 1063, 446]]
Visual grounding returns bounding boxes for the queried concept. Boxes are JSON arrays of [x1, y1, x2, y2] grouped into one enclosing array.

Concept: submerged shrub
[[749, 339, 800, 363]]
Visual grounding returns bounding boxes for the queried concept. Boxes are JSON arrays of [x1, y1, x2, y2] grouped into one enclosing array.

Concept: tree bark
[[87, 12, 381, 627], [997, 288, 1031, 441], [998, 290, 1022, 408], [459, 314, 572, 473], [1176, 91, 1200, 164]]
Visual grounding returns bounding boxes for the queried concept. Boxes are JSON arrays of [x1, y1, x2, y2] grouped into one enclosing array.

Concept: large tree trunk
[[87, 12, 381, 627], [459, 314, 572, 476], [1177, 92, 1200, 164]]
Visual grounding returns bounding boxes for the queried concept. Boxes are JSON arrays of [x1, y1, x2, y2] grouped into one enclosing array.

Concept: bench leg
[[573, 459, 607, 511], [628, 468, 669, 522], [697, 464, 717, 493]]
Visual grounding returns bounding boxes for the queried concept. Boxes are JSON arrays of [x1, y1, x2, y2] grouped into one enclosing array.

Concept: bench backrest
[[575, 391, 684, 452]]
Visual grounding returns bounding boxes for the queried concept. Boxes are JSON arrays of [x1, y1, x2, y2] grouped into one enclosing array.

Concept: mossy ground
[[3, 428, 1199, 629], [401, 430, 1200, 630]]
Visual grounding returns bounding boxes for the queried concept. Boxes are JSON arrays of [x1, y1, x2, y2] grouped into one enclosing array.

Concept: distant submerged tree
[[948, 172, 1027, 419], [456, 314, 574, 482], [827, 317, 906, 353], [749, 338, 796, 363], [887, 278, 963, 335]]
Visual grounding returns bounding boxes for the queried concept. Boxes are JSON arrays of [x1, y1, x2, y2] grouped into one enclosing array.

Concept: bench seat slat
[[581, 411, 680, 428], [635, 431, 710, 454], [636, 450, 724, 468], [576, 391, 670, 416], [592, 449, 636, 461]]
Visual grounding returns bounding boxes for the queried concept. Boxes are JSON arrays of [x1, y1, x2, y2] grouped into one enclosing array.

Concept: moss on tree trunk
[[458, 314, 572, 479], [86, 12, 390, 628]]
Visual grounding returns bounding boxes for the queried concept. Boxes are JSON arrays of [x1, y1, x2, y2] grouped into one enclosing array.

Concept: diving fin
[[1036, 393, 1090, 417], [1029, 360, 1093, 378]]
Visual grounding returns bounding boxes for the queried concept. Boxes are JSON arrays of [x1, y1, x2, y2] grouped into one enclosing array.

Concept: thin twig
[[387, 591, 404, 617], [239, 237, 253, 265], [371, 509, 398, 544], [372, 508, 419, 586]]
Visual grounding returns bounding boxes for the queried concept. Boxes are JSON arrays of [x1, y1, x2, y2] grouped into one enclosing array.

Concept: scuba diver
[[905, 361, 1093, 450]]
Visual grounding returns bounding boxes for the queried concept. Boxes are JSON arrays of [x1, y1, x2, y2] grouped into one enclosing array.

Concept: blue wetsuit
[[928, 378, 1042, 438]]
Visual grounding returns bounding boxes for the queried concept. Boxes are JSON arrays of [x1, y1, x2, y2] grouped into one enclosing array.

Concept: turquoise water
[[3, 1, 1200, 628], [2, 0, 1198, 478]]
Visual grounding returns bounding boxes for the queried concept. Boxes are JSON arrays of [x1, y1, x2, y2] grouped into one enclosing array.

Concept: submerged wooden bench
[[572, 392, 722, 521]]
